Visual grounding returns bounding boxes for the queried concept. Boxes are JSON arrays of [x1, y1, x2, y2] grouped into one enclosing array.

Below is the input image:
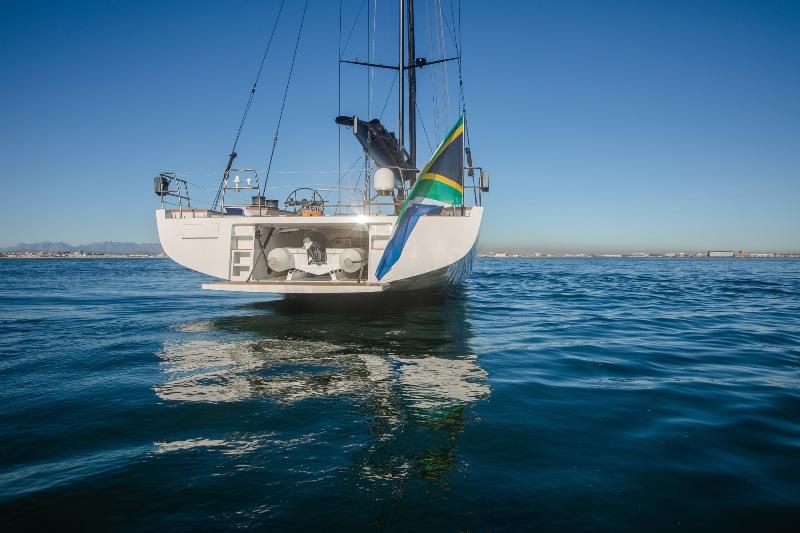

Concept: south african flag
[[375, 116, 465, 280]]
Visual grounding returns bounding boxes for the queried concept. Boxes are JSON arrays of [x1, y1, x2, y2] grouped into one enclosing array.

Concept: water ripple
[[1, 258, 800, 530]]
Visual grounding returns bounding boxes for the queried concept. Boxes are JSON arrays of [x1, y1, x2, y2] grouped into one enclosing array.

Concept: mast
[[407, 0, 417, 179], [398, 0, 405, 159]]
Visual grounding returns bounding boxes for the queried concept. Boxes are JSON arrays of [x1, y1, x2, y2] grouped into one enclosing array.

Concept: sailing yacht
[[153, 0, 489, 295]]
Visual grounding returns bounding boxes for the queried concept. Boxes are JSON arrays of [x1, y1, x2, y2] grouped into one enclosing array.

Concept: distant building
[[707, 250, 735, 258]]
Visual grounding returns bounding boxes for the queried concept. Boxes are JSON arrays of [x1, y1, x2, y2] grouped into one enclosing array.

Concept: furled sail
[[335, 116, 413, 179]]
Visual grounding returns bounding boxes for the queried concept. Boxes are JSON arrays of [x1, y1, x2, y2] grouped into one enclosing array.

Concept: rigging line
[[444, 0, 468, 148], [368, 0, 377, 119], [449, 0, 473, 202], [336, 153, 364, 209], [340, 0, 368, 57], [367, 0, 372, 120], [231, 0, 286, 151], [342, 154, 365, 178], [343, 154, 365, 211], [362, 148, 370, 211], [425, 0, 440, 138], [451, 0, 466, 119], [188, 169, 363, 177], [354, 160, 367, 208], [415, 101, 433, 153], [212, 0, 286, 210], [338, 0, 343, 212], [363, 0, 373, 212], [436, 0, 450, 124], [455, 0, 465, 111], [448, 0, 459, 52], [261, 0, 310, 197], [454, 0, 471, 157], [378, 70, 399, 120], [440, 0, 459, 51]]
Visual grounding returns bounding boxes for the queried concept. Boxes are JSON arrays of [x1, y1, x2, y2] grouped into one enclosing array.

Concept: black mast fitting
[[339, 56, 459, 71]]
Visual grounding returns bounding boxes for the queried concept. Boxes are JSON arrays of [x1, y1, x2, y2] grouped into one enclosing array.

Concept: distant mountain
[[2, 241, 75, 253], [1, 241, 163, 254]]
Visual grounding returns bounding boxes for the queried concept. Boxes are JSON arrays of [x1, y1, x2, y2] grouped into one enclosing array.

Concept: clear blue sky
[[1, 0, 798, 252]]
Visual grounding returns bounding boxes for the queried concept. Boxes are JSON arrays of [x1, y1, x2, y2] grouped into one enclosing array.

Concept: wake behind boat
[[152, 0, 489, 295]]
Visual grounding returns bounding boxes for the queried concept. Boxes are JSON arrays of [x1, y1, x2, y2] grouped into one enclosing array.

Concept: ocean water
[[1, 258, 799, 531]]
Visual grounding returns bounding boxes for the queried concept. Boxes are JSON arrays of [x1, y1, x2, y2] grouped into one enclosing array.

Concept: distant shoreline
[[0, 255, 167, 260], [478, 255, 800, 259]]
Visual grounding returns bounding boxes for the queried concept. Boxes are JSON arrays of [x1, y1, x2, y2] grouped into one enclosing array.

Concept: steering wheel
[[284, 188, 325, 213]]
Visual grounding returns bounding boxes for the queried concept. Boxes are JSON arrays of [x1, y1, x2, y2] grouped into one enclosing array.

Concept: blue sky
[[1, 0, 798, 252]]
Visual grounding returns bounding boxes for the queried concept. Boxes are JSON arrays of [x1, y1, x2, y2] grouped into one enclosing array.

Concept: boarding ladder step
[[230, 225, 255, 280]]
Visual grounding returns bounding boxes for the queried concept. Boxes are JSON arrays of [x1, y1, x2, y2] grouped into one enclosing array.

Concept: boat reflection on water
[[153, 292, 489, 484]]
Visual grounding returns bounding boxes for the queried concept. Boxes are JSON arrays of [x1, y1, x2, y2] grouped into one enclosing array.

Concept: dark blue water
[[1, 258, 800, 531]]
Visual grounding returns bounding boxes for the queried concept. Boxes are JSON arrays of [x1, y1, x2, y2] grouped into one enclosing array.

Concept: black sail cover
[[335, 116, 413, 181]]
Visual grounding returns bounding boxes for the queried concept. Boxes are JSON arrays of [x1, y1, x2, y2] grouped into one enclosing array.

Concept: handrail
[[220, 168, 260, 210], [155, 164, 488, 218], [155, 172, 192, 216]]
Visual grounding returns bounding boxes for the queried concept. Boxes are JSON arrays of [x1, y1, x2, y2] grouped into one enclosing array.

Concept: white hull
[[156, 207, 482, 295]]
